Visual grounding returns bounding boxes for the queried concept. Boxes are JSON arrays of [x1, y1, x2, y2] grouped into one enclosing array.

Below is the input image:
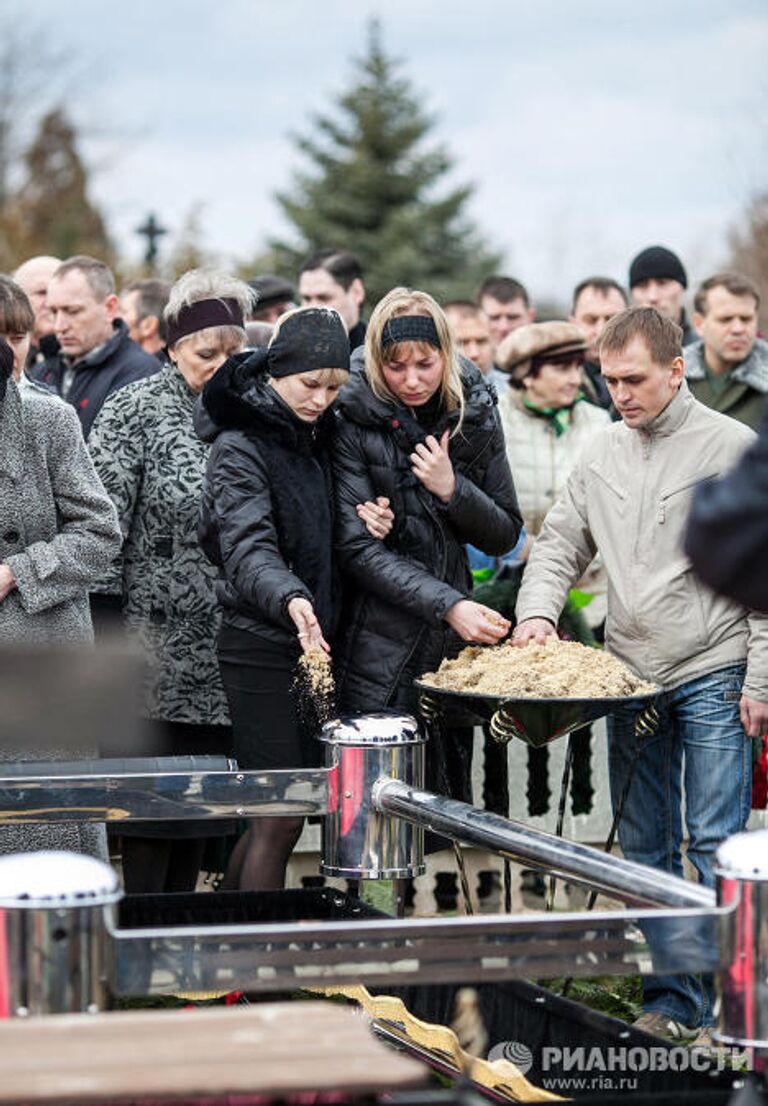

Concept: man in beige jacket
[[514, 306, 768, 1041]]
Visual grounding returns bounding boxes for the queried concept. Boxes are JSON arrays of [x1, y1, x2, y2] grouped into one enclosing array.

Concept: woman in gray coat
[[0, 281, 122, 856], [89, 269, 253, 893]]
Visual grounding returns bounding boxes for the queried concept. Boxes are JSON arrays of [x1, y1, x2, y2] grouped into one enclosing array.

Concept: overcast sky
[[21, 0, 768, 304]]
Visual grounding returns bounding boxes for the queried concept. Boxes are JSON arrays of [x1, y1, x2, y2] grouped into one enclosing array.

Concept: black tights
[[218, 628, 317, 892], [120, 837, 206, 895], [219, 817, 304, 892]]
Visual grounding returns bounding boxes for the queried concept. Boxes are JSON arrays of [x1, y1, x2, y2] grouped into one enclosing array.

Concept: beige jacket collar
[[638, 381, 691, 442]]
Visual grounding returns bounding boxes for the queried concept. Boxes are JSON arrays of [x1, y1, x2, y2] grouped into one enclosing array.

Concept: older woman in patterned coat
[[89, 270, 253, 893], [0, 299, 122, 857]]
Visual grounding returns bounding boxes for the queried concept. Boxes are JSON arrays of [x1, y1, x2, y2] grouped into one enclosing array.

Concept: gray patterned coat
[[89, 365, 229, 725], [0, 379, 121, 857]]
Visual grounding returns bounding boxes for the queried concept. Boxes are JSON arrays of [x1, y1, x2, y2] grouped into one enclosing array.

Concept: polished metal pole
[[715, 828, 768, 1049], [373, 779, 714, 910]]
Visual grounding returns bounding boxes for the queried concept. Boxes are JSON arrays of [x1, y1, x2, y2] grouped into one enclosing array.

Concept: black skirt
[[217, 625, 321, 771]]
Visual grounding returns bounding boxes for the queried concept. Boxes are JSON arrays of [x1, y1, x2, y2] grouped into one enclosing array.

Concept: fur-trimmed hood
[[684, 337, 768, 395]]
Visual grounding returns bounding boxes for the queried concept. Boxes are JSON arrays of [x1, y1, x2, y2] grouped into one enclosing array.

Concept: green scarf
[[524, 393, 584, 437]]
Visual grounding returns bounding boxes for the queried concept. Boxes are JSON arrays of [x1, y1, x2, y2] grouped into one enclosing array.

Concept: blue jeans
[[607, 663, 752, 1027]]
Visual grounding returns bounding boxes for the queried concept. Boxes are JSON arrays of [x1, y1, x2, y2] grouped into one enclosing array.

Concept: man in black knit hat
[[629, 245, 696, 345]]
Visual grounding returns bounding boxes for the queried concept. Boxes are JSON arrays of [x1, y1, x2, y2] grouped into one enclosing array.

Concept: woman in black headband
[[198, 305, 391, 891], [333, 287, 523, 807], [89, 269, 253, 894]]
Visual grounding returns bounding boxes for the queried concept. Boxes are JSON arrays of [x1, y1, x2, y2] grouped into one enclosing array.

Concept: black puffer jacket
[[333, 354, 522, 711], [197, 352, 338, 646]]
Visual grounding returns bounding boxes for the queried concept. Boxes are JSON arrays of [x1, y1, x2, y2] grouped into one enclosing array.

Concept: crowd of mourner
[[1, 242, 767, 1041]]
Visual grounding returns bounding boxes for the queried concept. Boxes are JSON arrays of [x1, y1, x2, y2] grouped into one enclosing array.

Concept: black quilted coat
[[197, 353, 338, 647], [333, 355, 522, 711]]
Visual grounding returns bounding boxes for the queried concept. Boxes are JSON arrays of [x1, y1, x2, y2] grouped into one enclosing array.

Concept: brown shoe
[[632, 1011, 698, 1042]]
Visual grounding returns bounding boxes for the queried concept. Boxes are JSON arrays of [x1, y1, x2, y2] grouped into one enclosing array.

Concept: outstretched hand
[[287, 596, 330, 655], [445, 599, 511, 644], [410, 429, 456, 503]]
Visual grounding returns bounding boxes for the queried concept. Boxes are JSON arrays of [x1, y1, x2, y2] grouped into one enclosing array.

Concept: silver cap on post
[[0, 851, 119, 1016], [715, 829, 768, 881], [0, 851, 121, 909], [319, 713, 423, 747]]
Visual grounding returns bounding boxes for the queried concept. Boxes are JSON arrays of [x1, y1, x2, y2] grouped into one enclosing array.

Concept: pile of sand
[[421, 637, 655, 699]]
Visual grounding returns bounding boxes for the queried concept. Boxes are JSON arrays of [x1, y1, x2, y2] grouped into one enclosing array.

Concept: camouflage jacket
[[89, 365, 228, 724]]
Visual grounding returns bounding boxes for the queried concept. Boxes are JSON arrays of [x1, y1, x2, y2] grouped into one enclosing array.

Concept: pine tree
[[270, 22, 500, 308], [2, 108, 113, 265]]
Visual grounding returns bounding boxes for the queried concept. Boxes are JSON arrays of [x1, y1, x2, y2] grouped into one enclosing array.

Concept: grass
[[540, 975, 644, 1023]]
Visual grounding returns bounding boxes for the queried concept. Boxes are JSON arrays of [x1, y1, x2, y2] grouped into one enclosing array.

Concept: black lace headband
[[267, 307, 350, 377]]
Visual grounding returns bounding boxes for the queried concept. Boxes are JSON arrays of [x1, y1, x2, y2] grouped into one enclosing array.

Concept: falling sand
[[295, 648, 336, 725], [421, 637, 655, 699]]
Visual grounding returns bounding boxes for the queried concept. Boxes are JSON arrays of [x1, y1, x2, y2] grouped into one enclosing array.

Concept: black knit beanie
[[0, 336, 13, 404], [629, 246, 687, 290], [267, 307, 350, 378]]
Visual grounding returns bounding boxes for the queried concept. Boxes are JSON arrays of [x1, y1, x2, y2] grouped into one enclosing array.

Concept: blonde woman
[[333, 287, 522, 723]]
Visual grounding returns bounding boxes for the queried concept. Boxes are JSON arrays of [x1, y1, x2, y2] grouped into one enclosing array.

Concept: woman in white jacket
[[496, 320, 610, 628]]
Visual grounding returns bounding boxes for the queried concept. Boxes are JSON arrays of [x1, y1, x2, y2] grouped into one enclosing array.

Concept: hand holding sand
[[445, 599, 510, 644], [512, 617, 557, 647], [287, 596, 330, 655]]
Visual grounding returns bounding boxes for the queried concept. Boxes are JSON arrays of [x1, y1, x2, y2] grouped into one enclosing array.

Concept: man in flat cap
[[513, 305, 768, 1043], [629, 245, 696, 345], [248, 275, 296, 325]]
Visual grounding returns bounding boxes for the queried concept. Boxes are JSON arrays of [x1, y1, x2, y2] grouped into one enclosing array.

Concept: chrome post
[[715, 828, 768, 1049], [320, 712, 425, 880], [372, 780, 714, 910], [0, 851, 121, 1016]]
